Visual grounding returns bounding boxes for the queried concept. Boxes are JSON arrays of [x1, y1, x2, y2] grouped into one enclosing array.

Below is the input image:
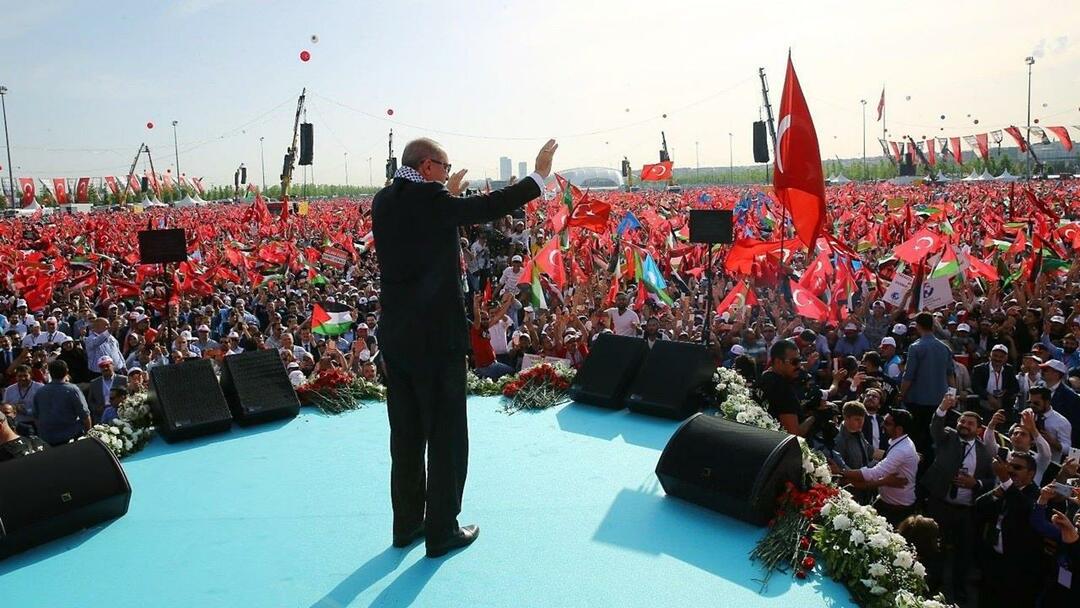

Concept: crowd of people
[[1, 176, 1079, 605]]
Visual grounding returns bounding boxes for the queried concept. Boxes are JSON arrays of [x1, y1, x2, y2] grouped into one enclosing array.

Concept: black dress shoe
[[425, 525, 479, 558], [392, 525, 425, 548]]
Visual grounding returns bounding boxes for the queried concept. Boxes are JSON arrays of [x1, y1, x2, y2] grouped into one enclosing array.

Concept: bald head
[[402, 138, 445, 170]]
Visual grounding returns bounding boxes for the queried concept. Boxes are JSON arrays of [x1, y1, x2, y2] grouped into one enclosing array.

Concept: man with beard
[[922, 393, 995, 603], [971, 344, 1019, 417], [604, 292, 640, 337]]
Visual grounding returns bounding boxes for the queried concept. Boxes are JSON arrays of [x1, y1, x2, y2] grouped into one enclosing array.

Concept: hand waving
[[534, 139, 559, 178], [447, 169, 470, 196]]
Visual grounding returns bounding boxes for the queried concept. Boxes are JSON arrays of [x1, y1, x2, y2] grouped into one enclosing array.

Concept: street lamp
[[695, 141, 700, 178], [0, 86, 13, 206], [728, 132, 734, 184], [368, 156, 373, 187], [171, 120, 180, 182], [344, 152, 349, 187], [860, 99, 867, 180], [1025, 56, 1035, 180], [259, 137, 266, 192]]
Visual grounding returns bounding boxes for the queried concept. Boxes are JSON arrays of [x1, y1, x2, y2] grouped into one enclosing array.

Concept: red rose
[[795, 569, 807, 580], [799, 537, 811, 550], [801, 556, 815, 570]]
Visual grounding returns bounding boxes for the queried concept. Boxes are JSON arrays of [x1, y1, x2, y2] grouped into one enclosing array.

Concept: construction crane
[[279, 89, 306, 201]]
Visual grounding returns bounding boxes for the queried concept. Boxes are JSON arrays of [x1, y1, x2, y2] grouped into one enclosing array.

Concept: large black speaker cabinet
[[220, 349, 300, 426], [568, 334, 648, 409], [137, 228, 188, 264], [753, 121, 770, 163], [626, 341, 715, 419], [656, 413, 801, 526], [0, 438, 131, 560], [299, 123, 314, 166], [148, 359, 233, 443]]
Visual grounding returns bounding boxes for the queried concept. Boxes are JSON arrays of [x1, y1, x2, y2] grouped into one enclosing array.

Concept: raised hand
[[534, 139, 559, 178], [447, 169, 470, 196]]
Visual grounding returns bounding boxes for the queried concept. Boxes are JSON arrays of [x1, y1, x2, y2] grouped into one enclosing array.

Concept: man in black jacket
[[970, 343, 1019, 418], [372, 137, 557, 558]]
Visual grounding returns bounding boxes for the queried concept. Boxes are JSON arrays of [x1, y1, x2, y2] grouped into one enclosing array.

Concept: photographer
[[754, 340, 832, 437]]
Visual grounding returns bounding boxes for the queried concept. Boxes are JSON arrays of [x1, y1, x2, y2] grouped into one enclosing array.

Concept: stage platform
[[2, 397, 854, 608]]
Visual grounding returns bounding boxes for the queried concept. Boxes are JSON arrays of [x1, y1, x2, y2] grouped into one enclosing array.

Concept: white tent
[[832, 174, 852, 184], [963, 170, 981, 181], [935, 172, 953, 182], [979, 169, 994, 180], [887, 175, 921, 185], [995, 169, 1019, 182], [173, 194, 199, 207]]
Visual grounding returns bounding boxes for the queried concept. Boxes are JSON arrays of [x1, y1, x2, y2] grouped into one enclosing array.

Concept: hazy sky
[[2, 0, 1078, 188]]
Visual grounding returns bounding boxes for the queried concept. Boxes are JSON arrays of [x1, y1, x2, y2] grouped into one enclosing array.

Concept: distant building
[[518, 161, 528, 179], [551, 167, 625, 190], [499, 157, 512, 181]]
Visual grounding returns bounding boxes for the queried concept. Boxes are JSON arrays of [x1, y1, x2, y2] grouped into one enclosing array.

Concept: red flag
[[567, 196, 612, 233], [964, 253, 999, 282], [1005, 229, 1027, 259], [1024, 187, 1060, 223], [603, 277, 620, 308], [773, 53, 826, 248], [104, 176, 120, 195], [876, 88, 885, 121], [639, 162, 674, 181], [17, 177, 35, 207], [798, 249, 833, 296], [949, 137, 962, 164], [535, 236, 566, 289], [633, 280, 648, 310], [128, 174, 141, 194], [1004, 126, 1028, 153], [192, 177, 205, 195], [974, 133, 989, 161], [1057, 223, 1080, 249], [481, 280, 493, 305], [893, 227, 943, 264], [926, 138, 936, 166], [75, 177, 90, 203], [789, 280, 829, 321], [715, 281, 758, 315], [1046, 126, 1073, 152], [889, 141, 901, 163], [52, 178, 69, 204]]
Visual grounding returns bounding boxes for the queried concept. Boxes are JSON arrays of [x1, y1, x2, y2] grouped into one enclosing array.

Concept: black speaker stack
[[220, 350, 301, 426], [299, 123, 314, 166], [148, 359, 234, 443], [753, 121, 770, 163], [569, 334, 714, 420]]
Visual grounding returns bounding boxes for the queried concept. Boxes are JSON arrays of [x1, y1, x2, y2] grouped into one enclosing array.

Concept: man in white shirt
[[20, 321, 49, 348], [40, 317, 70, 348], [841, 408, 919, 526], [1026, 385, 1071, 462], [604, 292, 640, 338], [499, 256, 525, 294]]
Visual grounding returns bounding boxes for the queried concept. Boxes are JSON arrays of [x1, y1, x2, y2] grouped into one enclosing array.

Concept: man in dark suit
[[922, 393, 995, 603], [970, 344, 1019, 418], [372, 137, 557, 558], [975, 451, 1047, 608], [86, 356, 128, 423], [1042, 359, 1080, 445]]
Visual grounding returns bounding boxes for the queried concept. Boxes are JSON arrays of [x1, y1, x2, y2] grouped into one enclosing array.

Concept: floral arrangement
[[83, 390, 155, 459], [296, 368, 386, 414], [710, 366, 952, 608], [499, 363, 576, 414], [714, 367, 780, 431], [466, 370, 508, 396]]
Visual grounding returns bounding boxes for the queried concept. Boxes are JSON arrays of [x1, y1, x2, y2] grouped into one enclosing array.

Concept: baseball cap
[[729, 344, 746, 356], [127, 367, 144, 376], [357, 323, 369, 330], [197, 324, 210, 332], [97, 355, 114, 367], [880, 337, 897, 347], [227, 331, 240, 339], [1041, 359, 1068, 375], [15, 299, 26, 308], [991, 344, 1008, 354], [843, 322, 858, 331], [1050, 315, 1066, 324], [511, 255, 523, 263], [892, 323, 908, 336], [956, 323, 971, 333]]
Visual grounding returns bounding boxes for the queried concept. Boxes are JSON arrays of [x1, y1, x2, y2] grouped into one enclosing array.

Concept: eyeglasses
[[786, 357, 803, 365], [427, 159, 452, 172], [1007, 464, 1027, 471]]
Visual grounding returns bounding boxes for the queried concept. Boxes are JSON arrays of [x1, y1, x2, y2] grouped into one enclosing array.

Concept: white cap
[[15, 298, 26, 307], [357, 323, 369, 330], [1050, 315, 1066, 324], [96, 355, 114, 367], [991, 344, 1009, 354], [1041, 359, 1068, 375], [179, 330, 192, 340], [227, 331, 240, 339], [843, 322, 858, 331], [880, 337, 896, 347], [511, 255, 523, 263], [27, 320, 39, 328], [956, 323, 971, 333], [197, 324, 210, 332], [729, 344, 746, 356], [892, 323, 908, 335], [45, 316, 57, 324]]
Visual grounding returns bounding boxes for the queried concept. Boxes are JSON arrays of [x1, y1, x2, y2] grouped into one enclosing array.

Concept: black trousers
[[383, 351, 469, 543], [927, 498, 976, 600]]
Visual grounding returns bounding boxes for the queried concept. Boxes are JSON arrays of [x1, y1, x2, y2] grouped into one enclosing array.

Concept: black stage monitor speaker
[[656, 413, 802, 526], [137, 228, 188, 264], [299, 123, 314, 166], [0, 438, 131, 560], [220, 349, 301, 426], [688, 210, 733, 244], [568, 334, 648, 409], [148, 359, 233, 443], [626, 341, 714, 420], [140, 176, 150, 193], [753, 121, 770, 163]]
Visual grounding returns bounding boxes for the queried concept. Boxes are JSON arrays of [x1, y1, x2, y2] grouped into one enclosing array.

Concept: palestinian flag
[[312, 302, 353, 336], [930, 246, 960, 279]]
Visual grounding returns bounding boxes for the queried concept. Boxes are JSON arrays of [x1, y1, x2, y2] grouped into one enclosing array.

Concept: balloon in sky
[[662, 113, 667, 118], [310, 34, 319, 43], [905, 95, 911, 101], [940, 115, 945, 120], [1042, 102, 1047, 108], [147, 121, 154, 129], [300, 50, 311, 62], [624, 108, 629, 113], [386, 108, 394, 116], [1034, 118, 1040, 124], [973, 119, 979, 124]]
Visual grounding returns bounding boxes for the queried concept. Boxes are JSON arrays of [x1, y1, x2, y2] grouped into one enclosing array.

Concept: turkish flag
[[1046, 126, 1073, 152], [104, 176, 120, 195], [949, 137, 962, 164], [926, 138, 936, 166], [798, 249, 833, 296], [17, 177, 35, 207], [567, 196, 612, 233], [876, 88, 885, 121], [535, 236, 566, 289], [789, 280, 829, 321], [1057, 223, 1080, 249], [192, 177, 205, 195], [52, 178, 69, 204], [974, 134, 989, 161], [773, 53, 826, 248], [963, 252, 999, 282], [76, 177, 90, 203], [128, 174, 141, 193], [715, 281, 758, 315], [640, 161, 673, 181], [889, 141, 901, 163], [893, 227, 943, 264], [1004, 126, 1028, 153]]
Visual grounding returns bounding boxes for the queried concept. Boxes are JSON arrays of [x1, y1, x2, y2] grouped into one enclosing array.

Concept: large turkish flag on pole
[[773, 53, 826, 249]]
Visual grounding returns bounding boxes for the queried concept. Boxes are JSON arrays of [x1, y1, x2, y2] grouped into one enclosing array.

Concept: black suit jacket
[[372, 176, 541, 359], [975, 482, 1046, 577], [1050, 383, 1080, 445], [861, 412, 889, 453], [971, 362, 1019, 408], [923, 413, 996, 503]]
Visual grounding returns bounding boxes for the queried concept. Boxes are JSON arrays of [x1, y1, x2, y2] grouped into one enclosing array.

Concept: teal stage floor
[[2, 397, 854, 607]]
